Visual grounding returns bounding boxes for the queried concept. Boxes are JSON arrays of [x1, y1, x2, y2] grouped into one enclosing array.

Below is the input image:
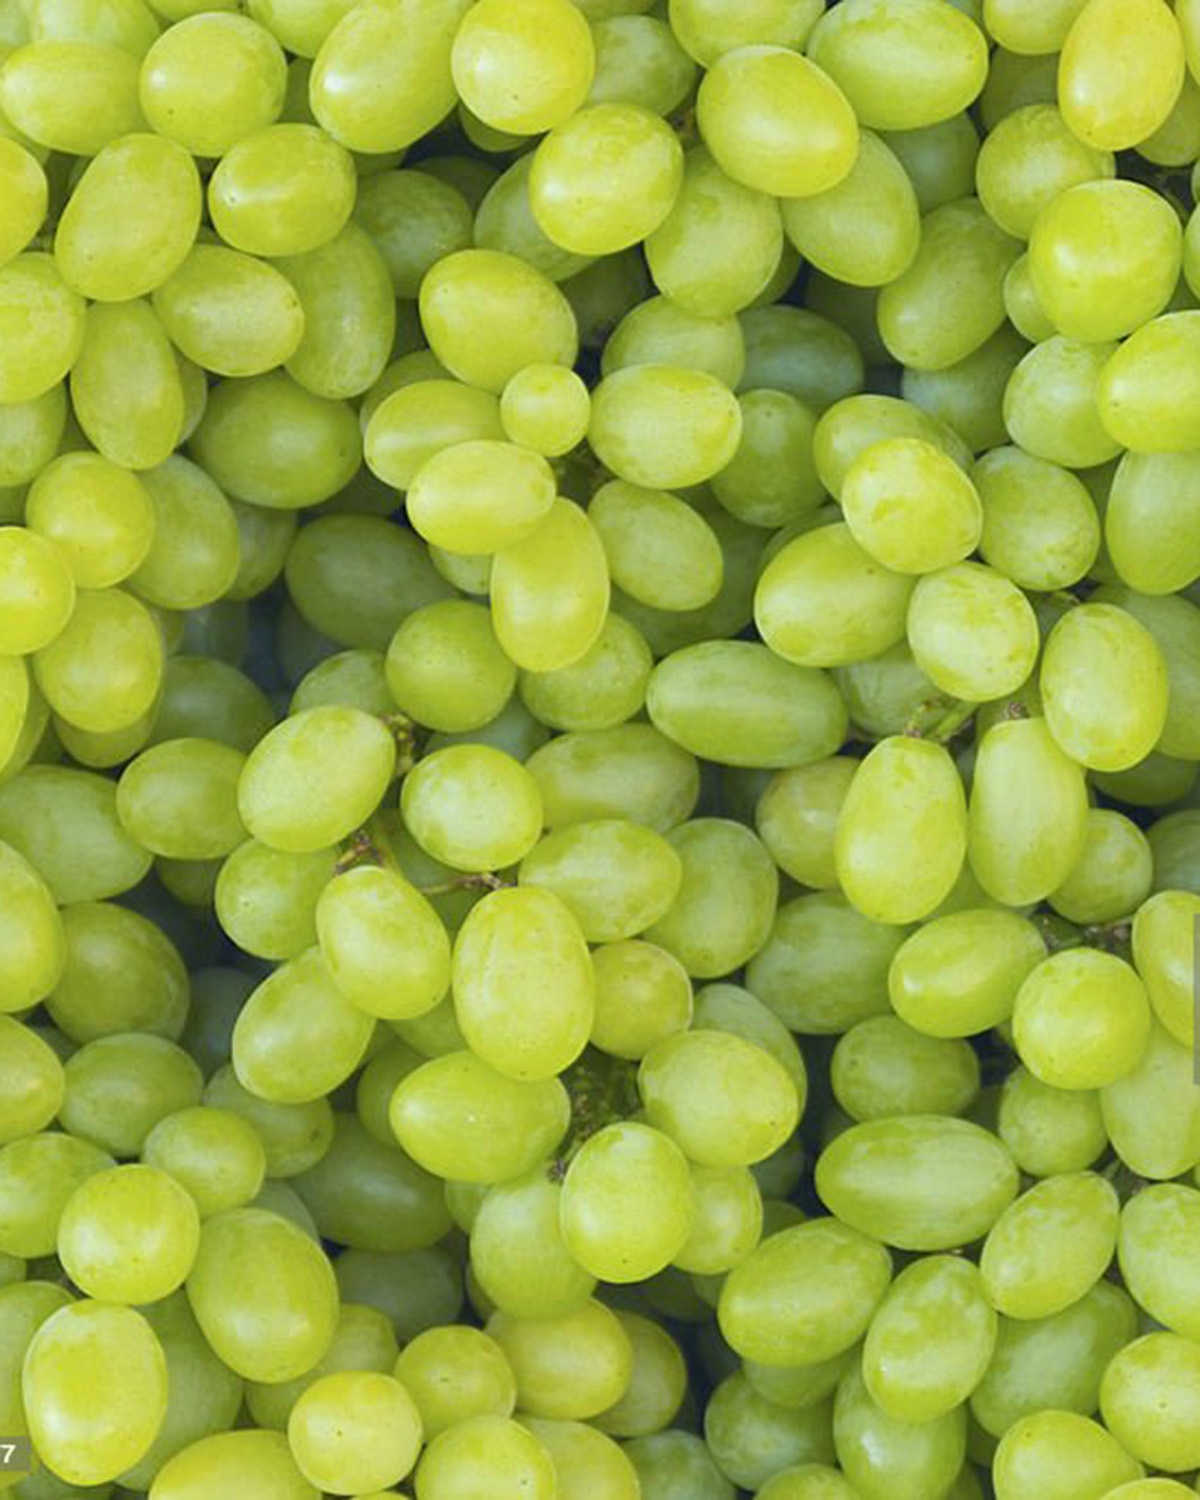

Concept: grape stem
[[417, 871, 510, 897], [902, 696, 976, 744]]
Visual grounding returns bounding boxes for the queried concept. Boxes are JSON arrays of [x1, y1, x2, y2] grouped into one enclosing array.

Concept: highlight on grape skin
[[1, 0, 1199, 1496]]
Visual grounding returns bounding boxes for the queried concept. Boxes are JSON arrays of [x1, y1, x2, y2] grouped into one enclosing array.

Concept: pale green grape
[[884, 112, 979, 213], [0, 382, 63, 488], [754, 1466, 864, 1500], [1104, 452, 1200, 594], [406, 440, 554, 557], [414, 1414, 554, 1500], [740, 304, 864, 413], [70, 299, 184, 471], [148, 1429, 317, 1500], [451, 0, 592, 134], [589, 365, 742, 489], [1004, 255, 1056, 342], [207, 122, 355, 257], [244, 1298, 398, 1429], [1004, 335, 1122, 468], [992, 1409, 1142, 1500], [816, 1115, 1019, 1250], [527, 723, 699, 832], [668, 0, 820, 62], [1101, 306, 1200, 453], [115, 737, 245, 861], [150, 656, 274, 756], [589, 480, 723, 611], [139, 13, 285, 156], [288, 1369, 421, 1494], [56, 1162, 199, 1304], [1099, 1332, 1200, 1473], [518, 819, 681, 943], [419, 248, 577, 395], [0, 840, 62, 1016], [975, 103, 1113, 240], [0, 527, 73, 655], [473, 152, 591, 284], [1059, 0, 1184, 150], [365, 379, 502, 493], [889, 908, 1045, 1037], [833, 1360, 965, 1500], [812, 392, 969, 500], [499, 364, 589, 458], [394, 1324, 514, 1442], [0, 136, 44, 268], [1101, 1020, 1200, 1180], [593, 1311, 685, 1438], [22, 1301, 167, 1486], [710, 389, 822, 529], [60, 1032, 201, 1157], [25, 453, 155, 590], [356, 169, 473, 299], [705, 1372, 835, 1490], [385, 600, 514, 734], [0, 39, 141, 153], [521, 1416, 638, 1500], [998, 1067, 1107, 1178], [143, 1105, 266, 1218], [975, 445, 1100, 591], [841, 437, 980, 574], [586, 13, 694, 114], [487, 1298, 632, 1420], [1013, 948, 1150, 1091], [401, 744, 543, 872], [232, 945, 373, 1104], [900, 323, 1030, 456], [605, 297, 745, 392], [518, 613, 650, 733], [43, 902, 185, 1042], [981, 1171, 1118, 1320], [153, 245, 305, 380], [588, 940, 692, 1061], [832, 1016, 978, 1122], [469, 1169, 595, 1318], [0, 1132, 114, 1258], [672, 1162, 762, 1276], [1131, 889, 1199, 1045], [863, 1255, 995, 1422], [1118, 1183, 1200, 1346], [906, 561, 1039, 700], [0, 656, 29, 778], [983, 0, 1087, 52], [204, 1063, 334, 1179], [0, 1015, 61, 1145], [128, 457, 238, 606], [755, 757, 855, 890], [215, 839, 334, 961], [291, 648, 390, 718], [1049, 808, 1151, 925], [625, 1431, 734, 1500]]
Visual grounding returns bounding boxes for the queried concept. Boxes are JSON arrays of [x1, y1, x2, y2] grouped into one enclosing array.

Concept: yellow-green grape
[[232, 945, 373, 1104], [356, 169, 472, 300], [739, 304, 864, 414], [587, 481, 722, 612], [709, 390, 822, 529], [473, 153, 592, 286], [22, 1301, 167, 1486], [1039, 602, 1167, 771], [356, 1041, 424, 1146], [906, 561, 1039, 702], [1049, 807, 1151, 925], [400, 744, 543, 872], [390, 1050, 568, 1183], [639, 1029, 798, 1167], [309, 0, 472, 153], [153, 245, 305, 380], [490, 497, 610, 673], [139, 13, 285, 156], [833, 1360, 965, 1500], [59, 1032, 202, 1157], [841, 437, 981, 575], [1132, 889, 1200, 1046], [588, 366, 741, 489], [518, 613, 651, 733], [594, 1311, 686, 1438], [0, 40, 141, 153], [406, 440, 554, 557], [56, 1162, 199, 1304], [816, 1115, 1019, 1251], [0, 381, 65, 490], [241, 0, 356, 56], [114, 737, 245, 861], [974, 105, 1114, 241], [287, 1370, 421, 1494], [527, 722, 698, 833], [44, 900, 185, 1040], [667, 0, 821, 62], [672, 1162, 762, 1276], [645, 147, 783, 319], [204, 1063, 334, 1179], [695, 44, 856, 200], [993, 1410, 1142, 1500], [831, 1015, 978, 1122], [833, 639, 947, 740], [133, 459, 241, 612], [756, 523, 914, 668], [394, 1325, 515, 1440], [415, 1415, 555, 1500], [983, 0, 1088, 52], [54, 134, 200, 305], [0, 1014, 62, 1144], [1097, 310, 1200, 454], [147, 1429, 315, 1500], [705, 1373, 835, 1491], [521, 1417, 638, 1500], [1119, 1183, 1200, 1346], [884, 113, 980, 215], [529, 102, 681, 256], [1005, 335, 1122, 468], [291, 648, 391, 718], [979, 34, 1063, 124], [587, 13, 696, 114], [998, 1066, 1107, 1177], [1058, 0, 1184, 150], [1103, 1017, 1200, 1180], [142, 1106, 266, 1218], [780, 131, 919, 288], [753, 1466, 864, 1500], [518, 819, 682, 943], [216, 840, 335, 962], [238, 706, 395, 854], [861, 1255, 994, 1425], [185, 1206, 337, 1382], [24, 454, 154, 590], [646, 640, 846, 770], [1140, 69, 1200, 162], [1003, 255, 1056, 342], [386, 600, 514, 733], [469, 1169, 595, 1317], [244, 1297, 398, 1429], [755, 757, 854, 889], [813, 392, 970, 498], [1099, 1333, 1200, 1474], [0, 656, 29, 775], [207, 123, 355, 257], [900, 322, 1029, 457], [692, 980, 807, 1100], [718, 1218, 891, 1366], [0, 255, 84, 404], [807, 0, 986, 129], [0, 1132, 114, 1258], [365, 379, 502, 491], [1013, 948, 1150, 1091], [1028, 180, 1180, 343], [0, 137, 45, 268], [0, 527, 73, 655], [558, 1121, 694, 1282], [419, 248, 577, 395], [1104, 453, 1200, 594], [33, 587, 161, 734], [450, 0, 592, 133], [878, 198, 1020, 371], [588, 940, 692, 1061], [834, 738, 966, 925], [888, 908, 1043, 1038], [499, 364, 589, 458], [70, 300, 183, 471], [275, 223, 393, 401], [974, 446, 1099, 591], [316, 866, 449, 1022]]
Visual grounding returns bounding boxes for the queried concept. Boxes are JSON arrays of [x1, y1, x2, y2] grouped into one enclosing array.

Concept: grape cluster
[[3, 0, 1200, 1498]]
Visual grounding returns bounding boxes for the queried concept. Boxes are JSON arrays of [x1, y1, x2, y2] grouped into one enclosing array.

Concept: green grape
[[644, 147, 783, 319], [473, 153, 592, 285], [406, 440, 554, 557], [1118, 1183, 1200, 1344], [594, 1311, 685, 1438], [215, 839, 334, 962], [334, 1247, 460, 1345], [287, 1369, 421, 1494], [976, 44, 1060, 128], [0, 527, 74, 655], [816, 1115, 1019, 1251], [971, 1280, 1137, 1437], [833, 1360, 964, 1500], [889, 908, 1045, 1037], [419, 248, 577, 395], [862, 1255, 994, 1423], [22, 1301, 167, 1485], [709, 390, 822, 529], [24, 453, 154, 590], [625, 1430, 734, 1500], [812, 392, 969, 500], [0, 383, 64, 493], [780, 130, 918, 288], [115, 737, 245, 861], [1004, 335, 1122, 468], [672, 1162, 762, 1275], [400, 744, 543, 872], [414, 1414, 554, 1500], [355, 169, 472, 300], [1147, 810, 1200, 893], [969, 716, 1089, 905], [1101, 1020, 1200, 1180], [0, 656, 30, 778], [143, 1105, 266, 1218], [0, 39, 140, 153], [877, 198, 1020, 371], [753, 1466, 864, 1500], [1049, 809, 1151, 925], [139, 13, 285, 156], [149, 656, 273, 756], [667, 0, 820, 61], [521, 1417, 638, 1500], [48, 901, 189, 1045], [60, 1033, 202, 1157], [900, 323, 1029, 458], [71, 299, 184, 471], [365, 379, 502, 492], [974, 104, 1113, 241], [832, 1016, 978, 1123], [831, 637, 939, 738], [153, 246, 305, 381], [588, 366, 741, 489], [518, 613, 650, 733], [587, 14, 695, 114], [974, 445, 1100, 591], [739, 305, 864, 413], [993, 1409, 1142, 1500], [390, 1050, 568, 1183], [692, 982, 806, 1101], [883, 113, 979, 214], [983, 0, 1087, 51], [394, 1325, 515, 1440], [0, 136, 45, 268], [451, 0, 592, 135], [1059, 0, 1184, 150], [1092, 751, 1200, 808], [980, 1171, 1118, 1321], [1129, 889, 1200, 1045], [1096, 310, 1200, 454], [754, 757, 854, 890], [309, 0, 472, 153], [705, 1373, 834, 1490], [185, 1205, 337, 1382], [1104, 453, 1200, 594], [1004, 254, 1056, 342], [499, 364, 589, 458], [834, 738, 966, 925], [56, 1162, 199, 1304], [527, 723, 698, 832], [0, 1015, 61, 1145], [908, 562, 1039, 700], [1012, 949, 1150, 1091], [0, 1132, 113, 1256], [237, 705, 395, 854], [0, 840, 62, 1015], [386, 600, 514, 734], [207, 123, 355, 261], [204, 1064, 334, 1179], [123, 1290, 245, 1491], [232, 945, 373, 1104], [588, 481, 723, 612], [517, 819, 682, 944], [30, 587, 161, 738], [148, 1426, 317, 1500], [356, 1040, 423, 1145], [242, 0, 356, 56], [291, 648, 390, 718], [469, 1169, 594, 1318], [486, 1298, 632, 1422], [588, 940, 692, 1060]]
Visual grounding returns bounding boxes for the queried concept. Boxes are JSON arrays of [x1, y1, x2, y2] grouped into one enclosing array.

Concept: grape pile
[[4, 0, 1200, 1497]]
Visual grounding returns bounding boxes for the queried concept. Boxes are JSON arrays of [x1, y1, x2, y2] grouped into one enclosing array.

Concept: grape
[[244, 1299, 399, 1430], [146, 1429, 316, 1500], [1058, 0, 1184, 151], [0, 136, 45, 268], [1100, 1021, 1200, 1181], [499, 363, 590, 457], [0, 40, 143, 154], [1013, 948, 1150, 1091], [833, 1360, 965, 1500], [980, 1171, 1118, 1320], [57, 1162, 200, 1304], [487, 1298, 632, 1421], [414, 1414, 555, 1500], [394, 1326, 515, 1440], [25, 453, 155, 590], [589, 365, 742, 489], [0, 1132, 113, 1257], [288, 1370, 422, 1494], [992, 1409, 1142, 1500], [842, 437, 981, 575], [889, 908, 1045, 1037], [142, 1106, 267, 1218], [974, 445, 1100, 591], [705, 1372, 835, 1490], [832, 1017, 979, 1122], [1131, 890, 1199, 1044], [625, 1430, 735, 1500], [469, 1169, 595, 1318], [0, 1015, 62, 1146], [1097, 311, 1200, 455], [451, 0, 593, 135]]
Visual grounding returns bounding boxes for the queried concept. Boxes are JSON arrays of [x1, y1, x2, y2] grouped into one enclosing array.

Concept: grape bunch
[[5, 0, 1200, 1497]]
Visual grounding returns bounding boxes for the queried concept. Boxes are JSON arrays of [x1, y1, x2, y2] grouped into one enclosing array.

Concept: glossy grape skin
[[393, 1324, 515, 1442], [992, 1409, 1142, 1500], [974, 445, 1100, 592], [0, 137, 45, 268], [215, 839, 334, 962], [889, 908, 1045, 1038], [142, 1106, 266, 1219], [0, 255, 85, 406], [147, 1428, 317, 1500], [203, 1065, 333, 1180], [401, 745, 543, 872], [1012, 949, 1150, 1092], [468, 1169, 594, 1319], [414, 1414, 555, 1500], [1096, 312, 1200, 454], [153, 245, 304, 381], [833, 1360, 966, 1500], [0, 40, 142, 154], [0, 1132, 114, 1257], [1058, 0, 1184, 151], [1100, 1021, 1200, 1181], [115, 738, 246, 862], [841, 437, 980, 575], [518, 614, 651, 734], [832, 1016, 978, 1123], [625, 1429, 734, 1500], [487, 1299, 632, 1422], [588, 481, 722, 612], [704, 1372, 835, 1491], [975, 104, 1113, 241], [206, 123, 355, 261], [0, 840, 64, 1015], [1117, 1183, 1200, 1347], [1004, 336, 1122, 469], [0, 1016, 62, 1145], [24, 452, 155, 591], [589, 365, 742, 490], [1131, 890, 1200, 1045], [287, 1369, 422, 1494], [22, 1300, 168, 1486]]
